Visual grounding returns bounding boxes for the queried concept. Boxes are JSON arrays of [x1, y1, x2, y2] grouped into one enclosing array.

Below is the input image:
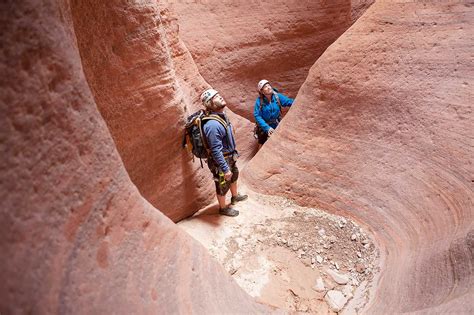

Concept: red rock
[[0, 2, 269, 313], [169, 1, 373, 119], [244, 1, 474, 313], [70, 0, 256, 221], [355, 263, 366, 274]]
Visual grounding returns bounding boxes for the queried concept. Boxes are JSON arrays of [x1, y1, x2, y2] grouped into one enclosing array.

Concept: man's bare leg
[[230, 182, 238, 197]]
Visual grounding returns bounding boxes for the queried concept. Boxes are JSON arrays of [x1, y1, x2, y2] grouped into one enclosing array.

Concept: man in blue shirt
[[200, 88, 248, 217], [254, 79, 294, 149]]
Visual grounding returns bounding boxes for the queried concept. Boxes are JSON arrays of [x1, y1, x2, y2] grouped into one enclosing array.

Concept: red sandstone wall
[[167, 0, 368, 120], [244, 1, 474, 313], [70, 0, 255, 221], [0, 1, 269, 313]]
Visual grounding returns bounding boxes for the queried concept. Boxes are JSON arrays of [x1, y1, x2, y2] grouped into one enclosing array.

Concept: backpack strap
[[274, 92, 282, 120]]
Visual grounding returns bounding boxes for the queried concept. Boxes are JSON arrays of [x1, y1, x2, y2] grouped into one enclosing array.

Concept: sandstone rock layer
[[70, 0, 255, 221], [168, 0, 373, 119], [244, 1, 474, 313], [0, 1, 269, 313]]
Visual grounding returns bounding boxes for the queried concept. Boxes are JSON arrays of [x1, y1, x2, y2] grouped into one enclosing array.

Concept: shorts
[[207, 156, 239, 196], [255, 125, 268, 145]]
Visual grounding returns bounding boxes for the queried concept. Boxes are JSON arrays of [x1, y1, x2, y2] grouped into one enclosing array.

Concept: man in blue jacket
[[200, 88, 248, 217], [254, 79, 294, 149]]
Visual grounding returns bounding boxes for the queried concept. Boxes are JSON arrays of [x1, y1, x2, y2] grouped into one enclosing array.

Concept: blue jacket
[[254, 92, 293, 133], [203, 112, 236, 173]]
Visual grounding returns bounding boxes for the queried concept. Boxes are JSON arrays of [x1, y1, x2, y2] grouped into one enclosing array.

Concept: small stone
[[281, 239, 287, 244], [342, 284, 353, 298], [313, 277, 326, 292], [351, 234, 357, 241], [338, 218, 347, 228], [325, 290, 348, 312], [276, 231, 282, 237], [335, 262, 340, 270], [292, 245, 298, 251], [298, 303, 309, 312], [311, 257, 316, 264], [361, 238, 369, 245], [364, 243, 371, 249], [294, 232, 299, 237], [326, 269, 350, 285], [316, 255, 323, 263], [357, 252, 362, 258], [318, 228, 326, 236], [328, 235, 337, 243], [356, 263, 366, 273]]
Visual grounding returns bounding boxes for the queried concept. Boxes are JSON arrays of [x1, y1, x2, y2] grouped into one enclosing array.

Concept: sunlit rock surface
[[168, 0, 374, 119], [71, 0, 255, 221], [244, 1, 474, 313], [0, 1, 270, 313]]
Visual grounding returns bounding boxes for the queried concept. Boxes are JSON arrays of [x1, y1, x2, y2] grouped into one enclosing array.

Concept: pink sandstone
[[0, 1, 270, 313], [244, 1, 474, 313], [168, 0, 374, 119], [70, 0, 256, 221]]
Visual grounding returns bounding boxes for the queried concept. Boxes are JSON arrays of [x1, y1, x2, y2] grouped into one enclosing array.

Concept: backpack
[[182, 109, 228, 167]]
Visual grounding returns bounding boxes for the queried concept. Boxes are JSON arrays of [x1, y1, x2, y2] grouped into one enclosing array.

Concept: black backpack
[[182, 109, 228, 167]]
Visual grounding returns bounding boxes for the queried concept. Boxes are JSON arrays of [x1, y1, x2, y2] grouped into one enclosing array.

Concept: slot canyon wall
[[0, 1, 270, 313], [70, 0, 257, 221], [244, 1, 474, 313], [167, 0, 374, 119], [70, 0, 373, 221]]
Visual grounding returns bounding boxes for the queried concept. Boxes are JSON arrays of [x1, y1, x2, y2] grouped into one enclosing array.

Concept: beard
[[212, 99, 226, 110]]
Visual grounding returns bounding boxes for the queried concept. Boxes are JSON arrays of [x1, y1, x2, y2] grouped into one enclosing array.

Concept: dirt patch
[[179, 191, 380, 313]]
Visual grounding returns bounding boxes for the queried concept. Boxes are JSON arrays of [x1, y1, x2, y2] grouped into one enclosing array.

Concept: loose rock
[[326, 269, 350, 285], [325, 290, 348, 312], [356, 263, 366, 273], [313, 277, 326, 292]]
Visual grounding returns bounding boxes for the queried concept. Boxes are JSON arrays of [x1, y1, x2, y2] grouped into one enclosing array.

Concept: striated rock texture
[[244, 1, 474, 313], [168, 0, 373, 119], [70, 0, 255, 221], [0, 1, 269, 313]]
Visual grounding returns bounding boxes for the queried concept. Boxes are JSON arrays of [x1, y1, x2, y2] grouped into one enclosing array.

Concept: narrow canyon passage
[[2, 0, 473, 314]]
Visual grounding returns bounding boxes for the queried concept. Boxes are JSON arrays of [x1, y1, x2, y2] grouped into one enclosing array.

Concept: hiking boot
[[231, 194, 248, 205], [219, 207, 239, 217]]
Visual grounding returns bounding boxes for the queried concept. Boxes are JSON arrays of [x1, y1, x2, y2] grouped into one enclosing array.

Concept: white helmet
[[257, 79, 270, 92], [200, 88, 219, 107]]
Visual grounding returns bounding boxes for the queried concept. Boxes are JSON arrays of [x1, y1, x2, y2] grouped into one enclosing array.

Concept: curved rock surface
[[244, 1, 473, 313], [168, 0, 373, 119], [0, 1, 269, 313], [70, 0, 255, 221]]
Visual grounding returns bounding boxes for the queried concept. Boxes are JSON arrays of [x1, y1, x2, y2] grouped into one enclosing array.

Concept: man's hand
[[224, 170, 233, 181], [267, 128, 275, 136]]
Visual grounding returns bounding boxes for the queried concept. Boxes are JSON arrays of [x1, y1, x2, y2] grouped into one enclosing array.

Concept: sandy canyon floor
[[179, 189, 380, 313]]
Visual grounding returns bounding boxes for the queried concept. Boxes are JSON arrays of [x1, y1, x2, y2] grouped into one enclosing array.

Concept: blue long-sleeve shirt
[[203, 112, 236, 173], [254, 93, 293, 133]]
